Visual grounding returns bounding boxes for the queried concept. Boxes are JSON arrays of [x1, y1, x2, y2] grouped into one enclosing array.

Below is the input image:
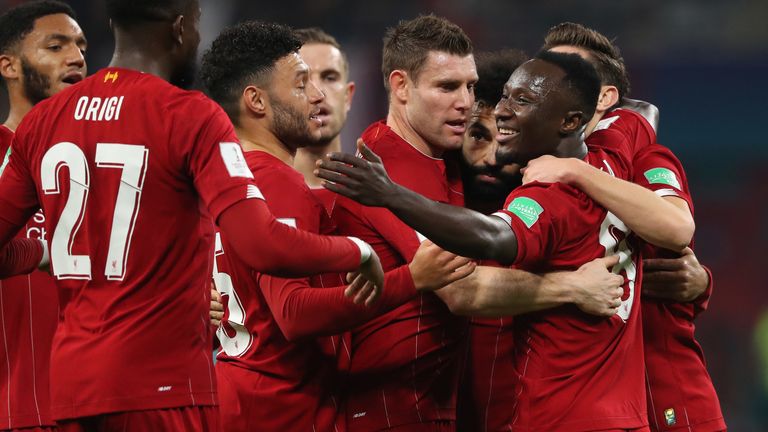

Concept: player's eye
[[515, 96, 530, 105], [469, 131, 484, 141], [48, 45, 62, 52]]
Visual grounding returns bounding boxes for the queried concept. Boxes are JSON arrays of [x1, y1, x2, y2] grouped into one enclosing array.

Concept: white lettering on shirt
[[73, 96, 125, 122]]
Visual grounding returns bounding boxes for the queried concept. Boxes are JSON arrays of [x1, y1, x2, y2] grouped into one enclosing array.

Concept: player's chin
[[439, 134, 464, 150], [309, 129, 325, 142], [51, 82, 73, 94]]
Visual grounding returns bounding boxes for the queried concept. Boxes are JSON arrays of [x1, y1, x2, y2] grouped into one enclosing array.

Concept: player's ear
[[596, 85, 619, 113], [344, 81, 356, 114], [242, 85, 267, 116], [561, 110, 586, 134], [388, 70, 408, 104], [171, 14, 185, 46], [0, 54, 20, 82]]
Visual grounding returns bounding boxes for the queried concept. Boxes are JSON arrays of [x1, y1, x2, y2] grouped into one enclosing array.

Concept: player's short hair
[[106, 0, 194, 28], [542, 22, 630, 104], [535, 50, 601, 122], [0, 0, 76, 55], [381, 14, 473, 90], [295, 27, 350, 78], [474, 49, 528, 109], [200, 20, 302, 125]]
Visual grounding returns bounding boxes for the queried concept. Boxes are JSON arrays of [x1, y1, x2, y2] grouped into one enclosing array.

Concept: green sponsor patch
[[644, 167, 681, 190], [507, 197, 543, 228]]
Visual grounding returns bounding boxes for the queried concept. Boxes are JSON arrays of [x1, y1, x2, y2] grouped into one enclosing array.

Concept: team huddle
[[0, 0, 725, 431]]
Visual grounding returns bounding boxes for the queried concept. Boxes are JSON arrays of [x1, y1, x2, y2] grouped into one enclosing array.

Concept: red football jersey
[[634, 145, 725, 432], [0, 125, 10, 160], [458, 316, 516, 432], [587, 108, 656, 160], [0, 126, 59, 430], [456, 239, 516, 432], [590, 108, 725, 431], [215, 151, 418, 432], [332, 121, 467, 431], [0, 68, 269, 419], [492, 147, 647, 431], [310, 186, 337, 216]]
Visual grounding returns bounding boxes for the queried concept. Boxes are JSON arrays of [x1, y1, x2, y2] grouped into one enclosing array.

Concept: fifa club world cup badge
[[664, 408, 677, 426]]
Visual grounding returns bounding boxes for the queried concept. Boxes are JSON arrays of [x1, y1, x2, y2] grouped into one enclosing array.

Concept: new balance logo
[[353, 412, 367, 419], [158, 386, 172, 392]]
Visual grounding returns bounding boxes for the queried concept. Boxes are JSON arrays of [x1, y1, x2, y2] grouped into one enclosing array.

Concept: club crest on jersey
[[104, 71, 119, 83], [664, 408, 676, 426], [644, 167, 681, 190], [507, 197, 543, 228]]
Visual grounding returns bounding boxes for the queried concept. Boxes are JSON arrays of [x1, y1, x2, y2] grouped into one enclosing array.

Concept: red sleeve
[[632, 143, 693, 213], [332, 196, 419, 268], [259, 264, 416, 341], [373, 208, 421, 262], [0, 129, 40, 246], [178, 97, 259, 221], [251, 165, 321, 233], [492, 183, 565, 267], [0, 238, 43, 278], [218, 198, 362, 277], [586, 125, 634, 167]]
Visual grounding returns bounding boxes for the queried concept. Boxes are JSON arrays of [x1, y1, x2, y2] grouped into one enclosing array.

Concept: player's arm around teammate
[[434, 250, 625, 317], [521, 154, 694, 252]]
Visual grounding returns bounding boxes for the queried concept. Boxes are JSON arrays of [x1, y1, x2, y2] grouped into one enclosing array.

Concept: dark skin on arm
[[316, 141, 520, 264], [317, 57, 592, 265]]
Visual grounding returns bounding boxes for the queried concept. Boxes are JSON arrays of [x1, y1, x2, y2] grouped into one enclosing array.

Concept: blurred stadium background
[[1, 0, 766, 429]]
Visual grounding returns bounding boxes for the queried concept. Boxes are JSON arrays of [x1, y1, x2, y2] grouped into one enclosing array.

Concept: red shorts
[[385, 421, 454, 431], [601, 428, 651, 432], [55, 406, 219, 432], [7, 427, 56, 432]]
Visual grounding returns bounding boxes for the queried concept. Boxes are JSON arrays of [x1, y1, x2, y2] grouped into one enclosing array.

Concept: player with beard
[[200, 21, 474, 432], [530, 22, 725, 432], [318, 51, 696, 430], [0, 0, 387, 430], [0, 2, 85, 430], [457, 49, 525, 432], [293, 28, 355, 214], [460, 50, 527, 215], [322, 17, 627, 431]]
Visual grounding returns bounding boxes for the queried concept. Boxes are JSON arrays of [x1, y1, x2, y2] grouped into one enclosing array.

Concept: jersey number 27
[[41, 142, 148, 281]]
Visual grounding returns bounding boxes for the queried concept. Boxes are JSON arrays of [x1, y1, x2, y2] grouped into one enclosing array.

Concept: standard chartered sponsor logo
[[26, 210, 47, 240], [644, 167, 681, 190], [507, 197, 543, 228]]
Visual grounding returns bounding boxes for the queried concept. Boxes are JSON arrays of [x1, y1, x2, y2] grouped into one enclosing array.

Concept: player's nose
[[483, 142, 499, 165], [65, 45, 85, 69], [308, 80, 324, 104]]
